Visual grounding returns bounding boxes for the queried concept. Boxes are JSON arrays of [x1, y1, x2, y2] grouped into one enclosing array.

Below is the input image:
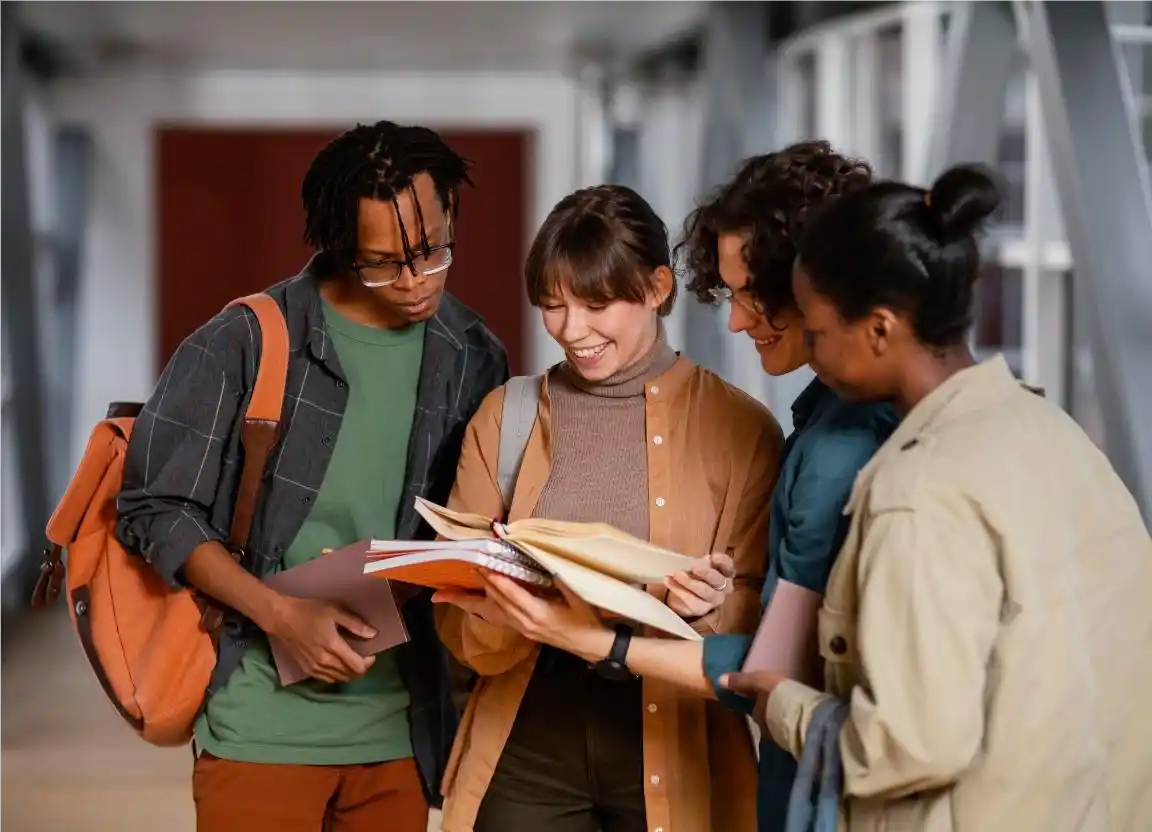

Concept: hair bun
[[927, 165, 1001, 241]]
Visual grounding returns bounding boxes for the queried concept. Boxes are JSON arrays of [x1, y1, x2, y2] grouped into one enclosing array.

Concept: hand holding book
[[664, 553, 736, 618], [429, 586, 512, 629], [473, 572, 616, 663], [717, 577, 825, 724], [365, 498, 705, 640]]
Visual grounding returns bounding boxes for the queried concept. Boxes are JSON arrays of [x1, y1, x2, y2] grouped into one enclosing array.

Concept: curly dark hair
[[677, 140, 873, 319], [301, 120, 473, 272]]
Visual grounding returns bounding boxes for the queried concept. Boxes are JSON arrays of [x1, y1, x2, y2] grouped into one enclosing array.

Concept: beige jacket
[[436, 357, 785, 832], [766, 356, 1152, 831]]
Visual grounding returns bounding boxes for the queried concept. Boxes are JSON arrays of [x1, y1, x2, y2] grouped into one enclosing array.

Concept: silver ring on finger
[[717, 578, 730, 592]]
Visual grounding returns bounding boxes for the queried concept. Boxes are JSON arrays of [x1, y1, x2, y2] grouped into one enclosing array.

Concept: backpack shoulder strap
[[224, 293, 289, 554], [497, 374, 543, 514]]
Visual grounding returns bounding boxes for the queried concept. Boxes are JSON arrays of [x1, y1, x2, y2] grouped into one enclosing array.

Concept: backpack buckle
[[30, 545, 65, 610]]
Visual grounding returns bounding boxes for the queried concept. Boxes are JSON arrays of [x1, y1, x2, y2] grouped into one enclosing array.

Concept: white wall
[[45, 70, 579, 468], [1, 78, 56, 580]]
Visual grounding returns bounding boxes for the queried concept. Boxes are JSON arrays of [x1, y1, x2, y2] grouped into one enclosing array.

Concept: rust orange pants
[[192, 752, 429, 832]]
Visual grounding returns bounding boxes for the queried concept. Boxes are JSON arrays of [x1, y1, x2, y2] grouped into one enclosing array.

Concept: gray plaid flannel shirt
[[115, 256, 509, 805]]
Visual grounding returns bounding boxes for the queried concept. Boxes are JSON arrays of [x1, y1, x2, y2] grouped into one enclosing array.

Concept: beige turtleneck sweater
[[532, 325, 679, 540]]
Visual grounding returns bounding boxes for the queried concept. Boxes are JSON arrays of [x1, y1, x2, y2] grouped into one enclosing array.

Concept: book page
[[414, 498, 495, 540], [509, 524, 694, 584], [522, 545, 701, 641], [414, 496, 696, 584]]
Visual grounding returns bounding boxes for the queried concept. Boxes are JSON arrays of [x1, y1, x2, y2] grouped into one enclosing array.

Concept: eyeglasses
[[354, 242, 455, 288], [708, 285, 765, 315]]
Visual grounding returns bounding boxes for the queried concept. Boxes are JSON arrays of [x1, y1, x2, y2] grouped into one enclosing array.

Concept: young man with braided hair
[[117, 121, 509, 830]]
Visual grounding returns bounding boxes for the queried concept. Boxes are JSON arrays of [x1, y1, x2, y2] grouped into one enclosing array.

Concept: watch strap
[[594, 622, 635, 681], [609, 622, 633, 666]]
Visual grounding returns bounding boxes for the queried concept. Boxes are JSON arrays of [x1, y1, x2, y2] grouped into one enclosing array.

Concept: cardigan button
[[830, 635, 848, 655]]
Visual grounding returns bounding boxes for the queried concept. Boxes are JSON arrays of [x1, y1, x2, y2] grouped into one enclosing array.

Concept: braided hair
[[301, 120, 473, 272], [677, 140, 873, 318]]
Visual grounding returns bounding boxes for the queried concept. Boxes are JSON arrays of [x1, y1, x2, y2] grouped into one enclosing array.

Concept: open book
[[363, 497, 703, 641]]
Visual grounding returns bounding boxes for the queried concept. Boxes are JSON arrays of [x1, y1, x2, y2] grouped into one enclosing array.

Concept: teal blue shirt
[[702, 379, 899, 832]]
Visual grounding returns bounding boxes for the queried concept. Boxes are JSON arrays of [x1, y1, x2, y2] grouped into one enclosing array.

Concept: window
[[796, 51, 818, 138], [1065, 270, 1108, 450], [877, 25, 903, 179], [972, 261, 1024, 377], [1, 344, 26, 579], [994, 58, 1028, 230]]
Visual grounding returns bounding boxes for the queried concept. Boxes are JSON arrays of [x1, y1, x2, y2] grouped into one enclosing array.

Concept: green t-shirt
[[195, 301, 425, 765]]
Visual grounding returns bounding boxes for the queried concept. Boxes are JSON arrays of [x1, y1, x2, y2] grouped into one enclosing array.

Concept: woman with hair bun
[[722, 165, 1152, 831]]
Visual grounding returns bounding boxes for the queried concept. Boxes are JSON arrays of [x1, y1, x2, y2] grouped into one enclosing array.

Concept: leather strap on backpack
[[224, 293, 289, 554], [199, 293, 290, 632]]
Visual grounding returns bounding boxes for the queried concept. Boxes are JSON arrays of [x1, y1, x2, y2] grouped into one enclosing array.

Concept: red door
[[156, 127, 529, 374]]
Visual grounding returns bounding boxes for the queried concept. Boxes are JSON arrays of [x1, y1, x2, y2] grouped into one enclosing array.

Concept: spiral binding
[[478, 553, 553, 587]]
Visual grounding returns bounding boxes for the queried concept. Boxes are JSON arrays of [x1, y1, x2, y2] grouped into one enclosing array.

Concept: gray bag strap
[[497, 374, 543, 514]]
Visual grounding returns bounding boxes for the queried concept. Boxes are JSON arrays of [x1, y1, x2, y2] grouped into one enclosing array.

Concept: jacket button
[[321, 436, 333, 446], [830, 635, 848, 655]]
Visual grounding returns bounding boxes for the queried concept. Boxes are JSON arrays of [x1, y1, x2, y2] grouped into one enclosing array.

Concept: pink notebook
[[263, 541, 410, 685], [742, 579, 824, 687]]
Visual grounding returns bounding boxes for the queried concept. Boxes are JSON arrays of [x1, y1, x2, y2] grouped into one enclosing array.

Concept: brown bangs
[[524, 185, 676, 315]]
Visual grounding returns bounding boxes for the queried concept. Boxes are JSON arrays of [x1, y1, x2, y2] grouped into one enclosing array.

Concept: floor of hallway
[[1, 605, 443, 831]]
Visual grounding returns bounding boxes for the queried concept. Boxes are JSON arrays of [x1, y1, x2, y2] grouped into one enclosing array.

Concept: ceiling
[[16, 0, 709, 76]]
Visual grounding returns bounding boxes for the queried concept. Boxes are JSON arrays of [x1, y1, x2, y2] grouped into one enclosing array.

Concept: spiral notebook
[[364, 538, 554, 590], [361, 497, 704, 641]]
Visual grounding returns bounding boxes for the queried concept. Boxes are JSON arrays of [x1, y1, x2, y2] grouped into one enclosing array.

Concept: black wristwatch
[[593, 623, 636, 681]]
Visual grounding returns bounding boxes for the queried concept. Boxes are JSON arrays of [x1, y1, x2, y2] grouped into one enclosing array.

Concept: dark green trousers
[[474, 647, 647, 832]]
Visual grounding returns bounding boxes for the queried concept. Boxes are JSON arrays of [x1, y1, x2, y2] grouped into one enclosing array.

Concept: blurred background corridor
[[3, 1, 1151, 829]]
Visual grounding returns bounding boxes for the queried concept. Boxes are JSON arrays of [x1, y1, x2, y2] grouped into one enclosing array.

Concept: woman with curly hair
[[473, 141, 900, 832]]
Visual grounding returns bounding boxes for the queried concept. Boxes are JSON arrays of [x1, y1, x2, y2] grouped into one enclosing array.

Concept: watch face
[[595, 659, 633, 682]]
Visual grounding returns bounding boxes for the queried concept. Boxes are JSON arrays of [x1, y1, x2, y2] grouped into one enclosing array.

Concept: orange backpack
[[30, 293, 289, 746]]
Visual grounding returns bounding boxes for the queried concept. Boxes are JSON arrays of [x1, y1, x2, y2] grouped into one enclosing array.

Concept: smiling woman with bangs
[[524, 188, 678, 381], [432, 184, 786, 832]]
